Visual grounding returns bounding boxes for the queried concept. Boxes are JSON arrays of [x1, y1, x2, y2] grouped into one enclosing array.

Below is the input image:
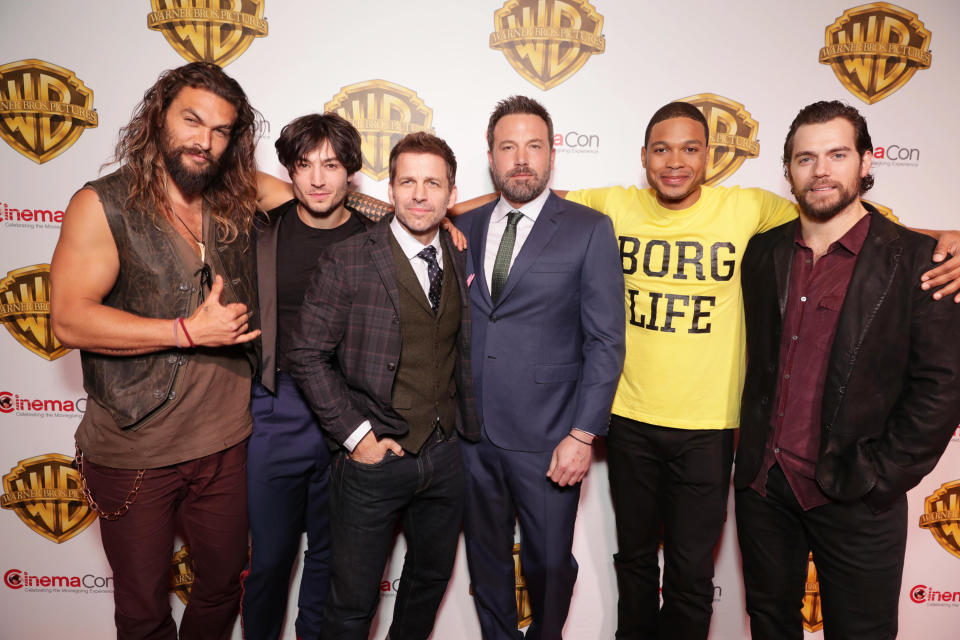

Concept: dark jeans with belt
[[606, 415, 734, 640], [242, 372, 332, 640], [321, 428, 464, 640], [736, 464, 907, 640], [83, 442, 248, 640]]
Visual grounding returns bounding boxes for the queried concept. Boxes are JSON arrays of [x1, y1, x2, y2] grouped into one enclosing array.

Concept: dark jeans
[[606, 416, 734, 640], [242, 374, 332, 640], [736, 464, 907, 640], [83, 442, 248, 640], [322, 429, 464, 640]]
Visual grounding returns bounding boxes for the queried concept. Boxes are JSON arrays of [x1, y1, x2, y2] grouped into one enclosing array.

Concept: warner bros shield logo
[[0, 265, 70, 361], [802, 552, 824, 633], [679, 94, 760, 186], [1, 454, 96, 544], [325, 80, 436, 182], [819, 3, 932, 104], [490, 0, 606, 90], [171, 545, 195, 604], [147, 0, 269, 67], [919, 479, 960, 560], [0, 59, 98, 164]]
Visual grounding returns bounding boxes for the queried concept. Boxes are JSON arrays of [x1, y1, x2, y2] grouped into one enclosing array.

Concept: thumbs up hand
[[182, 275, 260, 346]]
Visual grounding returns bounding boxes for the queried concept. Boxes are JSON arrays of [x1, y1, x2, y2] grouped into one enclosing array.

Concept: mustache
[[177, 145, 213, 162], [506, 166, 538, 178]]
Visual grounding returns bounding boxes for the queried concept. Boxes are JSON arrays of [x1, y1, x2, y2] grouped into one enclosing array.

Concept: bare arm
[[50, 189, 259, 354], [448, 189, 570, 216], [256, 171, 294, 211]]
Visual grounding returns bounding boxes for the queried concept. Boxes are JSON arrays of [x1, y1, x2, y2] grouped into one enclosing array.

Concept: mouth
[[807, 183, 838, 195], [660, 174, 690, 186]]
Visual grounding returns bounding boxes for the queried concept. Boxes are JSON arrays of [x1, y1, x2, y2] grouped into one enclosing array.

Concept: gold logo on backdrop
[[678, 94, 759, 186], [513, 543, 533, 628], [819, 3, 932, 104], [325, 80, 436, 181], [490, 0, 606, 90], [919, 480, 960, 560], [170, 545, 195, 604], [862, 200, 901, 224], [1, 454, 95, 543], [0, 59, 98, 164], [147, 0, 269, 67], [801, 552, 824, 632], [0, 265, 69, 361]]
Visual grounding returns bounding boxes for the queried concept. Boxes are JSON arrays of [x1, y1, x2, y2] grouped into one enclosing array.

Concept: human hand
[[182, 275, 260, 346], [921, 230, 960, 302], [349, 431, 403, 464], [546, 432, 594, 486]]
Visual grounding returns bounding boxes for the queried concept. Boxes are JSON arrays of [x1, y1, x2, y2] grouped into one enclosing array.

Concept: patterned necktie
[[491, 210, 523, 302], [417, 245, 442, 313]]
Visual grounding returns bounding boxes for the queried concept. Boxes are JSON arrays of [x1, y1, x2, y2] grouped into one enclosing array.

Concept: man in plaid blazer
[[288, 131, 479, 640]]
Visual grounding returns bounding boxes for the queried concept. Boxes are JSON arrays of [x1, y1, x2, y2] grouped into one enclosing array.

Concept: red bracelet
[[173, 318, 181, 348], [178, 317, 196, 348]]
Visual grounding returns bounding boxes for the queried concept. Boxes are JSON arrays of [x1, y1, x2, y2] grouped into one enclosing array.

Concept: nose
[[196, 127, 212, 150], [309, 164, 324, 187], [412, 181, 427, 201], [813, 155, 829, 176], [666, 149, 684, 168]]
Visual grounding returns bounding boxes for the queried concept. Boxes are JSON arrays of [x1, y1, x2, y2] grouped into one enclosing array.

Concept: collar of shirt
[[794, 210, 872, 257], [492, 185, 551, 224], [389, 215, 443, 268]]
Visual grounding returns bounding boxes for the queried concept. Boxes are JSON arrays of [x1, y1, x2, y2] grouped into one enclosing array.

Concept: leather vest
[[80, 168, 258, 429]]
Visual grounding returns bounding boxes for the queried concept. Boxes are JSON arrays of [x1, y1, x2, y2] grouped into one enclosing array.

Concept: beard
[[493, 164, 551, 205], [160, 133, 221, 196], [791, 177, 860, 222]]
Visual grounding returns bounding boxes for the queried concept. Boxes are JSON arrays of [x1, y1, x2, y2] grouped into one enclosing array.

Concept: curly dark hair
[[274, 112, 362, 176], [110, 62, 264, 242]]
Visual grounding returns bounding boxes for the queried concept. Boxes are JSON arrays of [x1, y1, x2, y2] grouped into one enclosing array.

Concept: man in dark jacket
[[735, 100, 960, 639]]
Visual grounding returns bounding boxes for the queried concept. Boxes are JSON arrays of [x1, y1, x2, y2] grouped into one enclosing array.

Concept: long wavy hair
[[110, 62, 263, 242]]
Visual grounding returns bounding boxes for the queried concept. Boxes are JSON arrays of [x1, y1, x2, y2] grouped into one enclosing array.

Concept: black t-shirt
[[274, 199, 367, 370]]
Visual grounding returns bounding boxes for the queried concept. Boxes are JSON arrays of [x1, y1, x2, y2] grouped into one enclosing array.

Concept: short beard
[[792, 179, 860, 222], [493, 165, 550, 205], [160, 134, 221, 196]]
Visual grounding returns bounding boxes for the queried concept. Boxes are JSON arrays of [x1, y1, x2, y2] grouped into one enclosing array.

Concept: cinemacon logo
[[4, 568, 113, 590], [554, 129, 599, 153], [0, 391, 85, 415], [910, 584, 960, 605]]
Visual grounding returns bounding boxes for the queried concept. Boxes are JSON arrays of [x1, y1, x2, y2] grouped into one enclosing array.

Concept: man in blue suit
[[455, 96, 626, 640]]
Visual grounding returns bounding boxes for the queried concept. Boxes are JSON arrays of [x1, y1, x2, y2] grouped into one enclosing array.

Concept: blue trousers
[[242, 373, 332, 640], [462, 431, 581, 640]]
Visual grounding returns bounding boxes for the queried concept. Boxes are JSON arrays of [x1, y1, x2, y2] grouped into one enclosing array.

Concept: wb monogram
[[1, 454, 96, 543], [0, 60, 97, 164]]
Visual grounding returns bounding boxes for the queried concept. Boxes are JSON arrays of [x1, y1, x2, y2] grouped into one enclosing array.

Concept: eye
[[214, 128, 230, 138]]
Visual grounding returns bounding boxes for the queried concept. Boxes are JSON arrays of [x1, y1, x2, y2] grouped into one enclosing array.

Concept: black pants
[[736, 464, 907, 640], [606, 416, 734, 640], [322, 429, 463, 640]]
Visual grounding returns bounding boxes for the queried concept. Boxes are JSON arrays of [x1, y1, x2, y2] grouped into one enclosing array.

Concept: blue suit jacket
[[455, 192, 625, 452]]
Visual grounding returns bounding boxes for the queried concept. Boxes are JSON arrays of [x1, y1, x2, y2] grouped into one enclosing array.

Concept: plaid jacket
[[287, 216, 479, 446]]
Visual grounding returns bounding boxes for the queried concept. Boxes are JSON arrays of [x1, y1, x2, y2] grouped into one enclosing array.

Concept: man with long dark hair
[[50, 62, 262, 640]]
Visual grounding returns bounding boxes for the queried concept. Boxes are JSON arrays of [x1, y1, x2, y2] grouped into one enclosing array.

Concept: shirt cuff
[[343, 420, 372, 452]]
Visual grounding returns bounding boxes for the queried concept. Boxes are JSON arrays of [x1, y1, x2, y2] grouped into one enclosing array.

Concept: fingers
[[205, 274, 225, 306], [233, 329, 261, 344], [921, 254, 960, 302], [382, 437, 404, 457]]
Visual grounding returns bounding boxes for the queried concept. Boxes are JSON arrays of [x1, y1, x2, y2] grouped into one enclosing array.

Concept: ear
[[387, 182, 396, 206], [859, 150, 873, 177], [641, 146, 647, 169], [446, 184, 459, 210], [549, 146, 556, 171], [487, 149, 494, 172]]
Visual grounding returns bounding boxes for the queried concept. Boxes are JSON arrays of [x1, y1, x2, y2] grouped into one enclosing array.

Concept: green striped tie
[[491, 210, 523, 302]]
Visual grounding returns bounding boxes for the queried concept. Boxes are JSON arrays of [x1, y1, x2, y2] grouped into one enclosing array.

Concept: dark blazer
[[254, 200, 375, 393], [455, 192, 625, 452], [286, 216, 479, 446], [736, 210, 960, 511]]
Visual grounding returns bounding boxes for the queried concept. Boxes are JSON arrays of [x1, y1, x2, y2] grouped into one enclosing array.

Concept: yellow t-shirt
[[566, 185, 797, 429]]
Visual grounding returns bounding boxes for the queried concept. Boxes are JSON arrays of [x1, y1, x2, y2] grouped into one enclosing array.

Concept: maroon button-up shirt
[[749, 212, 872, 510]]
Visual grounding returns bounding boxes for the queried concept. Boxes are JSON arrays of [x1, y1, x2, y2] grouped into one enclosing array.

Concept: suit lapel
[[822, 215, 901, 424], [772, 220, 798, 320], [495, 193, 562, 306], [470, 205, 494, 306], [366, 219, 402, 315]]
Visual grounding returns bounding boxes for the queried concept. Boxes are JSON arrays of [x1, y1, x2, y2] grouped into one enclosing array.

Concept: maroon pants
[[83, 442, 249, 640]]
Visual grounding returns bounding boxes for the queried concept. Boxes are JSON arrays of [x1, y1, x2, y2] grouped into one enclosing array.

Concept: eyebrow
[[649, 138, 704, 147], [182, 107, 233, 131], [793, 144, 853, 158]]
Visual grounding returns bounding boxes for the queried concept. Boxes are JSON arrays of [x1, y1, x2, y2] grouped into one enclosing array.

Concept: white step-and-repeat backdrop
[[2, 1, 959, 638]]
